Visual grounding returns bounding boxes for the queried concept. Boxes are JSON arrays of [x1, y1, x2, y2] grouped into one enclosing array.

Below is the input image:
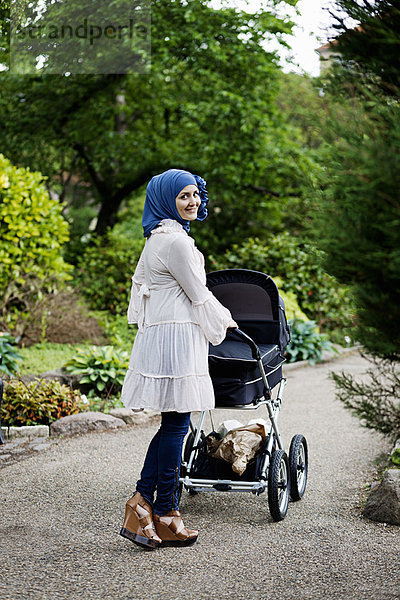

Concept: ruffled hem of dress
[[121, 371, 215, 413]]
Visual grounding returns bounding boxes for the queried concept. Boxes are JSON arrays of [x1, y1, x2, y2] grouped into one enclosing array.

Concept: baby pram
[[179, 269, 308, 521]]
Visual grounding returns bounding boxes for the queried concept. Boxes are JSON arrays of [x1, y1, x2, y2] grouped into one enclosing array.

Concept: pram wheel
[[268, 449, 290, 521], [289, 434, 308, 501]]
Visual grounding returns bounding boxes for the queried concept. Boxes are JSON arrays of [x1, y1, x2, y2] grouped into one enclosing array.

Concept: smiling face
[[175, 184, 201, 221]]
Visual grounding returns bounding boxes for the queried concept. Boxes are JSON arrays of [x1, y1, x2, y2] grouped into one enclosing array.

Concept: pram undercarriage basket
[[179, 269, 309, 521]]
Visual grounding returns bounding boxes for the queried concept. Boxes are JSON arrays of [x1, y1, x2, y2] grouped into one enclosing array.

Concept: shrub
[[64, 345, 130, 401], [273, 277, 308, 322], [209, 234, 353, 332], [1, 378, 85, 426], [0, 332, 22, 376], [331, 355, 400, 441], [286, 319, 337, 365], [75, 229, 144, 315], [19, 289, 107, 347], [83, 394, 124, 414], [0, 154, 72, 339], [391, 449, 400, 468], [92, 310, 136, 352]]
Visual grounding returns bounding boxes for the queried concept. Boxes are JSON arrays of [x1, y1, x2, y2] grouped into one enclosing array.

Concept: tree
[[331, 356, 400, 441], [0, 0, 34, 69], [277, 72, 329, 150], [0, 0, 304, 252], [313, 99, 400, 358], [0, 0, 9, 68], [312, 0, 400, 438], [329, 0, 400, 97]]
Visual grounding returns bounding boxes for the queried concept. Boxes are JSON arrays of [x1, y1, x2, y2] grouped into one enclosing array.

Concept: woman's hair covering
[[142, 169, 209, 237]]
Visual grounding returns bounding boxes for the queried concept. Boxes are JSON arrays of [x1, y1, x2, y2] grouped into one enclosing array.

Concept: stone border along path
[[0, 352, 399, 600]]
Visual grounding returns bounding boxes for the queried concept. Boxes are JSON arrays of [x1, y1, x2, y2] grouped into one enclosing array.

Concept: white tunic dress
[[121, 219, 236, 413]]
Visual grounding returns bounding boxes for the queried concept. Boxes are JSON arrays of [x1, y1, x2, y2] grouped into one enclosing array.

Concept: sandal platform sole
[[160, 536, 198, 547], [120, 527, 160, 550]]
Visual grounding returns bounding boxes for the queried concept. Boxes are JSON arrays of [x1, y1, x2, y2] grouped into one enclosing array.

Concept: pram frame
[[179, 270, 308, 520], [180, 328, 287, 497]]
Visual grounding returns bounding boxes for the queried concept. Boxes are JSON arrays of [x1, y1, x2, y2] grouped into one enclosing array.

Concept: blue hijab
[[142, 169, 209, 237]]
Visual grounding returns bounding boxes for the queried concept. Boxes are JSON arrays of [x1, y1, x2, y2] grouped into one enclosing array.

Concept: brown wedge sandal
[[120, 492, 161, 550], [153, 510, 198, 547]]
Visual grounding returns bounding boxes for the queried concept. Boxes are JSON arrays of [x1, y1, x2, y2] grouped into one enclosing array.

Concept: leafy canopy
[[330, 0, 400, 96], [312, 0, 400, 359], [312, 100, 400, 358], [0, 0, 304, 253]]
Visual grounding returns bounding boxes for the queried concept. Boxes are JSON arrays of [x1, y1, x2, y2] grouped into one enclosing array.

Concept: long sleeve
[[167, 236, 237, 345], [127, 249, 146, 325]]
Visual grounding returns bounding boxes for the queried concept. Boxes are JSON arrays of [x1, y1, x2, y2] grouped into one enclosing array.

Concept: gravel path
[[0, 353, 398, 600]]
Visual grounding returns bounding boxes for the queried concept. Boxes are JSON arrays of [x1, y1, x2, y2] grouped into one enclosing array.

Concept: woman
[[120, 168, 236, 550]]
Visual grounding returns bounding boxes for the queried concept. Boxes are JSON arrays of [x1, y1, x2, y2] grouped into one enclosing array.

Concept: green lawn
[[16, 314, 136, 376], [18, 343, 92, 375]]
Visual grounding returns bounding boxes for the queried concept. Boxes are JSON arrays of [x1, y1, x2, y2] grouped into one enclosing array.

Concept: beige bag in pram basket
[[211, 422, 267, 476]]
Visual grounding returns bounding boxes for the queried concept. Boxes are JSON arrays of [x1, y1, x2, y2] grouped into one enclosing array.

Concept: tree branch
[[58, 151, 79, 204], [73, 142, 111, 198], [56, 74, 126, 134], [249, 184, 280, 198]]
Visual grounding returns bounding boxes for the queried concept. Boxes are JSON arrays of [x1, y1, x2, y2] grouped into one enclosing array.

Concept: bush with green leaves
[[273, 277, 308, 322], [74, 227, 144, 315], [285, 319, 337, 365], [331, 356, 400, 441], [391, 449, 400, 468], [0, 153, 72, 338], [92, 310, 136, 352], [0, 332, 22, 376], [64, 345, 130, 401], [210, 234, 353, 333], [1, 378, 85, 427]]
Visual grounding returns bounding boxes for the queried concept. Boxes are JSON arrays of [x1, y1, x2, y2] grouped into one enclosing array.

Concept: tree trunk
[[93, 166, 165, 235], [95, 195, 123, 236]]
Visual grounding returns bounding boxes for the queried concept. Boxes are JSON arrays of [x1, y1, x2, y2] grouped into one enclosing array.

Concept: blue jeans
[[136, 412, 191, 516]]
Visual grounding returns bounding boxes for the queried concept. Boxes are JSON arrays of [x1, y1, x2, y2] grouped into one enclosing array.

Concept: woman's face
[[175, 185, 200, 221]]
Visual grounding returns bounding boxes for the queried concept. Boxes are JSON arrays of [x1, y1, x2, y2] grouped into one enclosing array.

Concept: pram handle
[[228, 327, 261, 361]]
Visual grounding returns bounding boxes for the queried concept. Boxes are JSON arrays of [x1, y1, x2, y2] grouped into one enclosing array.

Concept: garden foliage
[[75, 227, 145, 314], [391, 449, 400, 467], [0, 0, 301, 245], [1, 378, 85, 426], [92, 311, 135, 352], [210, 234, 352, 333], [273, 277, 308, 322], [312, 101, 400, 359], [286, 319, 337, 365], [64, 345, 130, 400], [0, 332, 22, 376], [0, 154, 71, 339], [313, 0, 400, 438], [331, 356, 400, 441], [330, 0, 400, 97]]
